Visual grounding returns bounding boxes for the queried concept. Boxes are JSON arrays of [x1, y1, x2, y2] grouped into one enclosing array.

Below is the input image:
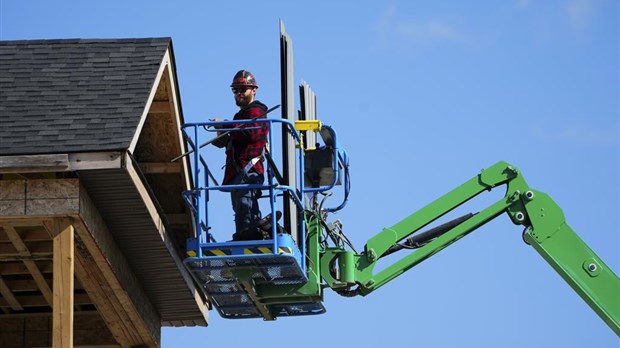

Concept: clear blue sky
[[2, 1, 618, 347]]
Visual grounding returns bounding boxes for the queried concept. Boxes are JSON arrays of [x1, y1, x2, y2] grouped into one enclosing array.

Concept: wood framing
[[52, 223, 74, 348], [0, 179, 160, 347], [0, 152, 124, 174], [0, 154, 69, 173], [3, 224, 53, 306], [0, 276, 22, 311]]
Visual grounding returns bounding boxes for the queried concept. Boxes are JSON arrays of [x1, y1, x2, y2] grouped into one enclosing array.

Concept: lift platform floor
[[184, 234, 325, 319]]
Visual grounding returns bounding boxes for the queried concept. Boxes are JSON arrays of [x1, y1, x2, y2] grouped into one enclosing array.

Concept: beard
[[235, 95, 252, 107]]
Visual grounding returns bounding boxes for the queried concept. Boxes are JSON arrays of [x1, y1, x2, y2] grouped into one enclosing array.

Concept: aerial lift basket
[[184, 234, 325, 319]]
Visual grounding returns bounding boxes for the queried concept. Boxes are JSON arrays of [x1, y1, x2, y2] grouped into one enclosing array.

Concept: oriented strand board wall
[[0, 179, 80, 216]]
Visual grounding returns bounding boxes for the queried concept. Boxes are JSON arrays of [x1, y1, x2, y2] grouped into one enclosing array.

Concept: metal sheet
[[299, 81, 317, 149], [279, 20, 299, 244]]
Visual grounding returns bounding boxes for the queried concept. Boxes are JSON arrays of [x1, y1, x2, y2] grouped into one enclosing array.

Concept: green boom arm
[[319, 161, 619, 335]]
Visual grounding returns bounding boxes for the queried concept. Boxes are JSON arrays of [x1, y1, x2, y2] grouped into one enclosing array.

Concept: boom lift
[[180, 22, 619, 335]]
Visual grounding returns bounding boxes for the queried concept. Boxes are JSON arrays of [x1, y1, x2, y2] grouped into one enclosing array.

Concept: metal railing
[[181, 118, 307, 266], [181, 117, 351, 276]]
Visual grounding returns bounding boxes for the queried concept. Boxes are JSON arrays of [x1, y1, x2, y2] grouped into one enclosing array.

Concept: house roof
[[0, 38, 170, 155], [0, 38, 208, 329]]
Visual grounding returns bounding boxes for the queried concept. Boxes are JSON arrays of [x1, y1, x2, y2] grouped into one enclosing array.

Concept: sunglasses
[[232, 87, 253, 94]]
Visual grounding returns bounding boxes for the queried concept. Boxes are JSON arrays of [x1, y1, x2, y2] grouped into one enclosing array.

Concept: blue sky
[[1, 1, 618, 347]]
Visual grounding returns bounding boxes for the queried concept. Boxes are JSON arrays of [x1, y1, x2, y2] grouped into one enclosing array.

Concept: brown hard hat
[[230, 70, 258, 88]]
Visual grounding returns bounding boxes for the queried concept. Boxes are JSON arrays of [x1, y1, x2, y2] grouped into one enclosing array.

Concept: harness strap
[[227, 117, 268, 179], [241, 154, 263, 176], [229, 145, 265, 178]]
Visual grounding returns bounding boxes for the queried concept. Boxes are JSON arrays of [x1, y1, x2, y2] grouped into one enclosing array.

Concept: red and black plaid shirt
[[223, 100, 269, 184]]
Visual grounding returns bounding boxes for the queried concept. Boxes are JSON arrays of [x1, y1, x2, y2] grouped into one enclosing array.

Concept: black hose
[[382, 212, 475, 257], [335, 287, 361, 297]]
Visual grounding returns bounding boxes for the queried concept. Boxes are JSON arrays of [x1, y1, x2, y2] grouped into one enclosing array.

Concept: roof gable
[[0, 38, 170, 155]]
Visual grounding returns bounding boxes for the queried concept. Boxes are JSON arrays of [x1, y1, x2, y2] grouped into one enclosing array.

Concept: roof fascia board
[[0, 152, 123, 174], [128, 48, 171, 154], [161, 51, 193, 192]]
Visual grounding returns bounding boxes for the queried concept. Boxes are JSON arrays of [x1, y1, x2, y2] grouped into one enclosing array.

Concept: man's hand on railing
[[209, 119, 230, 148]]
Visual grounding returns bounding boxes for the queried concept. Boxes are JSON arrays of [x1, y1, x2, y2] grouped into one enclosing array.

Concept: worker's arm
[[208, 118, 229, 148]]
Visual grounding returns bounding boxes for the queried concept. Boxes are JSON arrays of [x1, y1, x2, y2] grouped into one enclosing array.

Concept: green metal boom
[[239, 160, 618, 333], [317, 161, 619, 335]]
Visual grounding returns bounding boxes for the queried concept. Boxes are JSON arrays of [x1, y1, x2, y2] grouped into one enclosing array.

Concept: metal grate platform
[[184, 234, 325, 319]]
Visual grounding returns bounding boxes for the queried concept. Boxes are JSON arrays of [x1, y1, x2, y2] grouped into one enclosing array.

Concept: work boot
[[232, 226, 263, 241], [256, 211, 284, 239], [232, 212, 285, 241]]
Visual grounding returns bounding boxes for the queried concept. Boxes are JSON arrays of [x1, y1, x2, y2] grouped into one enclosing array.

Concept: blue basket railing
[[181, 118, 307, 266]]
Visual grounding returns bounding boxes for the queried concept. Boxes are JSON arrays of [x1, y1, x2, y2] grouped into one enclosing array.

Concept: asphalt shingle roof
[[0, 38, 170, 155]]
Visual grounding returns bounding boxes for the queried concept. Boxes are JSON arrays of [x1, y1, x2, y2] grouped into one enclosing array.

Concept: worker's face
[[233, 86, 256, 107]]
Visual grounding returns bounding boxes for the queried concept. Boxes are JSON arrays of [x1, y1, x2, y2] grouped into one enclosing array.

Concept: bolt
[[367, 249, 377, 262], [515, 212, 525, 222], [583, 259, 601, 277], [524, 191, 535, 201], [365, 279, 375, 287]]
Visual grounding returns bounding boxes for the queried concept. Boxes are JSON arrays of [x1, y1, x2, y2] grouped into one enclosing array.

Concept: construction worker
[[212, 70, 269, 241]]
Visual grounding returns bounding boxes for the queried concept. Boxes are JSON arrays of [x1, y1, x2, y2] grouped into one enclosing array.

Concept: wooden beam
[[23, 260, 54, 306], [0, 226, 50, 242], [73, 246, 135, 347], [0, 242, 52, 255], [0, 253, 53, 262], [0, 309, 97, 318], [43, 218, 73, 239], [2, 224, 53, 306], [138, 162, 181, 174], [0, 219, 45, 227], [0, 152, 123, 174], [1, 278, 54, 292], [68, 152, 123, 171], [0, 261, 53, 275], [0, 154, 69, 173], [0, 293, 89, 308], [0, 275, 23, 311], [53, 223, 74, 348]]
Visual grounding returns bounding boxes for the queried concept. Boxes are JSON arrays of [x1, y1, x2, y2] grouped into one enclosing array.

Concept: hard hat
[[230, 70, 258, 88]]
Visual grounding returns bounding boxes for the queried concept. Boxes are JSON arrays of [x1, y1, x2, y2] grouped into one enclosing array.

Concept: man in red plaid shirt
[[214, 70, 269, 240]]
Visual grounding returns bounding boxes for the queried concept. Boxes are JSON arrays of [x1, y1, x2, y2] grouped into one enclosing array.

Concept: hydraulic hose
[[382, 212, 475, 257]]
